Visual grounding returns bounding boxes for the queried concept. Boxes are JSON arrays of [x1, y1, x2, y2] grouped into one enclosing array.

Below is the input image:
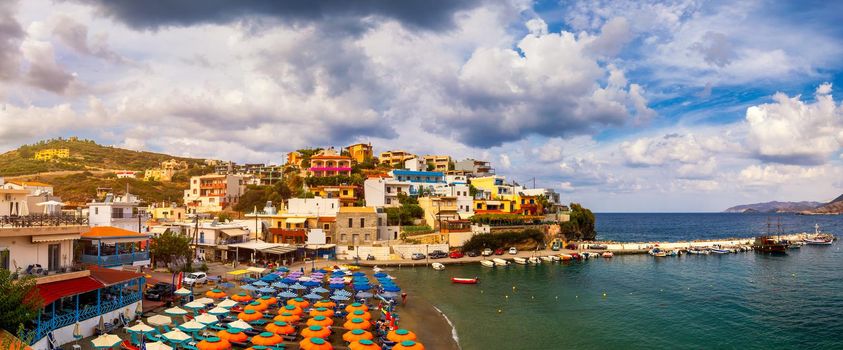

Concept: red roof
[[82, 226, 151, 239], [88, 266, 144, 286], [36, 276, 104, 305]]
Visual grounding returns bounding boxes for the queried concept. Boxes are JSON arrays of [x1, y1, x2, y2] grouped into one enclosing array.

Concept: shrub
[[461, 229, 545, 252]]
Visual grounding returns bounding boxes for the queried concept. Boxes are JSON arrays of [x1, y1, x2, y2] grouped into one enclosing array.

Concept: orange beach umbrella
[[273, 312, 300, 323], [346, 310, 371, 321], [231, 293, 252, 303], [237, 309, 263, 322], [301, 325, 331, 339], [281, 304, 303, 316], [343, 317, 371, 330], [349, 339, 382, 350], [343, 329, 373, 343], [245, 301, 268, 312], [196, 337, 232, 350], [345, 303, 368, 313], [314, 300, 336, 309], [393, 340, 425, 350], [206, 289, 227, 299], [300, 337, 333, 350], [216, 328, 248, 343], [265, 321, 295, 335], [257, 295, 277, 306], [310, 307, 334, 318], [306, 315, 333, 328], [387, 329, 417, 342], [287, 298, 310, 309], [251, 332, 283, 346]]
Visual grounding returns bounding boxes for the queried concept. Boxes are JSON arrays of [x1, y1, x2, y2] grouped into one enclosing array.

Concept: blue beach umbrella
[[271, 282, 288, 289], [303, 293, 322, 300], [260, 274, 279, 282], [330, 295, 350, 301], [383, 286, 401, 292], [356, 291, 373, 298], [258, 287, 276, 294], [277, 267, 289, 272], [353, 284, 372, 291], [290, 283, 307, 290], [352, 272, 366, 277], [381, 291, 399, 298], [312, 287, 329, 294], [240, 285, 257, 291], [302, 280, 320, 287], [281, 277, 297, 284], [329, 283, 346, 290], [278, 291, 297, 299], [252, 280, 269, 287], [373, 272, 387, 278]]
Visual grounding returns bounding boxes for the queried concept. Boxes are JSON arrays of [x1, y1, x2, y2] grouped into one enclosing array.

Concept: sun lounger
[[145, 333, 163, 342]]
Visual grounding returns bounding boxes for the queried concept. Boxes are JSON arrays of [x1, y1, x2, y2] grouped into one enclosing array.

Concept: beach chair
[[163, 325, 174, 333], [183, 345, 200, 350], [120, 339, 140, 350], [146, 333, 163, 342], [46, 332, 58, 350], [119, 313, 130, 327]]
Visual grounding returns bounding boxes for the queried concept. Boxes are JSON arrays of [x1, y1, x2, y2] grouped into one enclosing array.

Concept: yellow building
[[144, 168, 175, 182], [311, 185, 360, 207], [149, 206, 186, 221], [470, 176, 513, 200], [473, 199, 514, 214], [34, 148, 70, 161], [344, 143, 373, 164], [379, 150, 416, 168], [418, 196, 459, 230], [286, 151, 303, 167], [423, 155, 451, 172]]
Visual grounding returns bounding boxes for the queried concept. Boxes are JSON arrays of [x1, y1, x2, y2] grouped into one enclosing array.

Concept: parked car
[[183, 272, 207, 286], [508, 247, 518, 255], [428, 250, 448, 259], [145, 282, 175, 301], [410, 253, 425, 260], [494, 248, 505, 255], [481, 248, 493, 256], [589, 244, 608, 250], [449, 251, 465, 259], [466, 251, 479, 257]]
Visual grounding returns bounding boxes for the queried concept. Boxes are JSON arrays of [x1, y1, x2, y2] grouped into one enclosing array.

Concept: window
[[323, 224, 330, 230], [359, 218, 365, 227], [48, 244, 60, 271], [386, 198, 391, 204], [94, 207, 98, 215], [341, 234, 347, 241], [348, 218, 353, 227], [0, 249, 9, 270], [386, 187, 392, 193], [200, 232, 205, 244], [377, 218, 382, 226], [342, 190, 348, 196], [365, 234, 371, 241], [476, 203, 482, 209]]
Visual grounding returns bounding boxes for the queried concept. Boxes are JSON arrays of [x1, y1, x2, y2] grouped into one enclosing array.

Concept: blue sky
[[0, 0, 842, 212]]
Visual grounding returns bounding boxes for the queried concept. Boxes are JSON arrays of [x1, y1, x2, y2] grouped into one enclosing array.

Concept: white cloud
[[498, 153, 511, 169], [745, 83, 843, 165], [738, 164, 828, 186]]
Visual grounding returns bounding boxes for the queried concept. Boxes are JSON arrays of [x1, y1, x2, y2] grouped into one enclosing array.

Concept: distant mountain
[[724, 201, 823, 213], [805, 194, 843, 214], [0, 137, 206, 177]]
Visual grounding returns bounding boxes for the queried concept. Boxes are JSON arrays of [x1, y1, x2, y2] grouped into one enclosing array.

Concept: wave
[[433, 305, 461, 348]]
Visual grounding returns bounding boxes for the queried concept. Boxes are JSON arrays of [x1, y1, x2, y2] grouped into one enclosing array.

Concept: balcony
[[80, 251, 150, 267], [309, 167, 352, 172], [200, 183, 226, 189], [0, 214, 88, 228], [110, 213, 143, 219]]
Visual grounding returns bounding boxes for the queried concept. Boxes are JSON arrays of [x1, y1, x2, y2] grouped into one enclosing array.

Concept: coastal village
[[0, 139, 579, 350]]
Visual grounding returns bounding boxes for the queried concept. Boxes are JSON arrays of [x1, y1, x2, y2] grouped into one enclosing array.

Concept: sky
[[1, 0, 842, 212]]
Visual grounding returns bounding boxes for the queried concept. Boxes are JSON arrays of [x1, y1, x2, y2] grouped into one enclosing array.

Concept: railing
[[0, 215, 88, 228], [80, 252, 150, 266], [111, 213, 142, 219]]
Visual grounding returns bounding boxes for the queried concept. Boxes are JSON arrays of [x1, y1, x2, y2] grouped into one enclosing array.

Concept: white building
[[433, 183, 474, 217], [88, 192, 147, 233], [285, 197, 340, 217], [115, 171, 137, 179], [0, 188, 30, 216], [363, 177, 411, 207], [403, 157, 426, 171], [183, 174, 247, 212]]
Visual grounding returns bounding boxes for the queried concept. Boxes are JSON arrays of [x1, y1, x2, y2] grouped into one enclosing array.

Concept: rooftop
[[390, 170, 444, 177], [338, 207, 376, 213], [81, 226, 150, 239]]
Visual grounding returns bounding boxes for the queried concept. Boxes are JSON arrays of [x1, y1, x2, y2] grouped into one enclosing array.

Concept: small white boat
[[480, 260, 495, 268], [513, 257, 527, 265], [602, 251, 614, 258], [550, 255, 560, 261], [432, 263, 445, 270], [540, 256, 553, 262], [492, 258, 510, 266], [527, 257, 540, 264], [373, 266, 383, 273]]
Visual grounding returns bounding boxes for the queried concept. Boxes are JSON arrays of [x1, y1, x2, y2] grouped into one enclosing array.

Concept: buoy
[[531, 296, 534, 299], [505, 295, 508, 299], [660, 289, 663, 292], [602, 293, 607, 297], [555, 296, 558, 299], [497, 309, 502, 313], [575, 295, 578, 298], [480, 290, 483, 293]]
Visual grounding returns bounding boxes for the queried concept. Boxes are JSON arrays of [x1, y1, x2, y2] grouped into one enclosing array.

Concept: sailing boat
[[753, 218, 787, 254]]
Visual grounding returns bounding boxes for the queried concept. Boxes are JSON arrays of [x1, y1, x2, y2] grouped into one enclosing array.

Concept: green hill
[[0, 137, 206, 176]]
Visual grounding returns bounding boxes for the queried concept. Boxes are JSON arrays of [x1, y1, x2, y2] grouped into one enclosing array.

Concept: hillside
[[724, 201, 822, 213], [805, 194, 843, 214], [0, 137, 206, 177]]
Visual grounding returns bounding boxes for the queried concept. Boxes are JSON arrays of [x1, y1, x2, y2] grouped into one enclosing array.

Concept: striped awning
[[260, 245, 297, 255], [32, 233, 81, 243]]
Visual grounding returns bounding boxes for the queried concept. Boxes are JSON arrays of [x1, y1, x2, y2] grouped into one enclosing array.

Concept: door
[[48, 244, 60, 271], [0, 249, 9, 270]]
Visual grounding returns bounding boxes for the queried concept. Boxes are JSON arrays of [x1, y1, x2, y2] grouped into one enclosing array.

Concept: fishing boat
[[550, 255, 561, 261], [687, 247, 710, 255], [559, 254, 573, 261], [480, 260, 495, 268], [451, 277, 479, 284], [432, 263, 445, 270], [540, 256, 553, 262], [528, 257, 540, 264], [513, 257, 527, 265], [492, 258, 510, 266], [602, 251, 614, 258], [571, 253, 582, 260], [804, 224, 834, 245], [648, 248, 667, 257]]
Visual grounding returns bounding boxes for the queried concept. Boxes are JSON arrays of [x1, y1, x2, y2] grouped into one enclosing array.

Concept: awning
[[285, 217, 307, 224], [88, 266, 143, 287], [227, 270, 249, 276], [149, 227, 169, 234], [458, 212, 474, 220], [304, 244, 336, 250], [32, 233, 80, 243], [246, 267, 267, 274], [221, 229, 249, 237], [260, 246, 297, 255], [36, 276, 104, 306]]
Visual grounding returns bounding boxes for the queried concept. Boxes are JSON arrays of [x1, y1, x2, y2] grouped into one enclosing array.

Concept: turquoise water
[[388, 214, 843, 349]]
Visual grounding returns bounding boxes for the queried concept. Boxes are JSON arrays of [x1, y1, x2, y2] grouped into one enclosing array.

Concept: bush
[[461, 229, 545, 252], [198, 263, 209, 272], [402, 225, 434, 236]]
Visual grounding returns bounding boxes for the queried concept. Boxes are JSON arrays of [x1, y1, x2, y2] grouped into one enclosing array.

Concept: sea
[[388, 213, 843, 350]]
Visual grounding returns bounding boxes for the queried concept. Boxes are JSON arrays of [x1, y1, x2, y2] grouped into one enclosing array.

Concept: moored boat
[[513, 257, 527, 265], [432, 263, 445, 270], [752, 236, 787, 254], [540, 256, 553, 262], [559, 254, 573, 261], [687, 247, 710, 255], [527, 257, 540, 264], [648, 248, 667, 257], [492, 258, 510, 266], [451, 277, 479, 284], [550, 255, 560, 261], [480, 260, 495, 267], [602, 251, 614, 258]]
